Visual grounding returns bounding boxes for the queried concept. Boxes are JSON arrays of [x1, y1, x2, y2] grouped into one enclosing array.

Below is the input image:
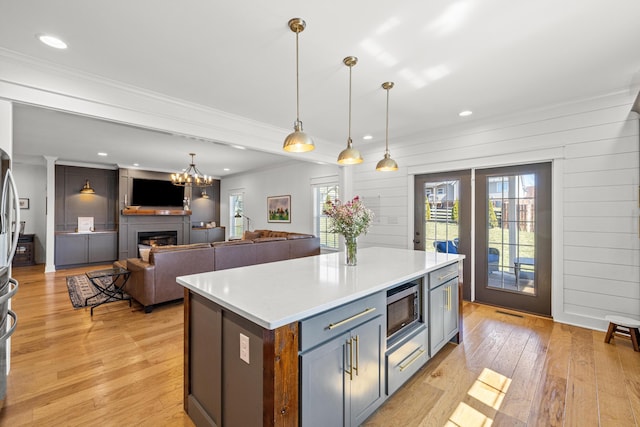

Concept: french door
[[414, 163, 552, 316], [414, 171, 472, 300], [474, 163, 552, 316]]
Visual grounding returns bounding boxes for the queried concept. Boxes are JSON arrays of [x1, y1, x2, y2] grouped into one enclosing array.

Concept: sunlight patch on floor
[[447, 368, 512, 426], [446, 402, 493, 427]]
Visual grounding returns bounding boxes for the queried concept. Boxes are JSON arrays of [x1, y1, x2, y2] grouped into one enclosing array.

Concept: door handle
[[399, 348, 426, 372], [345, 337, 353, 381], [438, 271, 457, 281], [353, 335, 359, 376], [327, 307, 376, 330]]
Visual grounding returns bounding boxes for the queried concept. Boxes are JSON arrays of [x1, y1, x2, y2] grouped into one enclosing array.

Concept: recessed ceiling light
[[363, 135, 373, 140], [231, 145, 246, 150], [37, 34, 67, 49], [97, 152, 107, 156], [133, 163, 139, 167], [459, 110, 473, 117], [223, 168, 230, 172]]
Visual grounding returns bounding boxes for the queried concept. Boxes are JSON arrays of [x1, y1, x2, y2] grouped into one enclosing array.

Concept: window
[[422, 180, 460, 254], [486, 173, 536, 292], [229, 192, 244, 239], [313, 184, 339, 250]]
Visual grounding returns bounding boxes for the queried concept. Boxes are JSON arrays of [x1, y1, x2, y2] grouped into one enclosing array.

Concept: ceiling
[[2, 1, 640, 176]]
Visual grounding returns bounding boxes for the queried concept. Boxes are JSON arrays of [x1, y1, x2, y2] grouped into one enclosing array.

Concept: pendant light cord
[[385, 87, 390, 153], [295, 31, 300, 123], [348, 64, 352, 141]]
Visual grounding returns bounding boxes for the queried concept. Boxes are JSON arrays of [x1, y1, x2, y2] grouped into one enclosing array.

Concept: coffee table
[[85, 267, 131, 315]]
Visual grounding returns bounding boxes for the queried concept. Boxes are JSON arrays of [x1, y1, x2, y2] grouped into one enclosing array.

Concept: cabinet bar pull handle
[[438, 271, 457, 281], [353, 335, 359, 376], [327, 307, 376, 330], [345, 337, 354, 381], [399, 348, 426, 372]]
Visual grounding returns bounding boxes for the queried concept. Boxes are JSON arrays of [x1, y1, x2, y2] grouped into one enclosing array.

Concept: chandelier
[[171, 153, 213, 187]]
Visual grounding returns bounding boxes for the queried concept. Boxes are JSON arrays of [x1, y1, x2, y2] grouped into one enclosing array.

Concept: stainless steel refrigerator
[[0, 165, 20, 400]]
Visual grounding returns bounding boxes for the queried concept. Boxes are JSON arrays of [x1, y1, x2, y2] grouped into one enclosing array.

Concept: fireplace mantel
[[122, 208, 192, 216]]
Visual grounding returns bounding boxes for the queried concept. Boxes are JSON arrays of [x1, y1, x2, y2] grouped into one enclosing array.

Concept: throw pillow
[[242, 230, 261, 240], [138, 244, 152, 262]]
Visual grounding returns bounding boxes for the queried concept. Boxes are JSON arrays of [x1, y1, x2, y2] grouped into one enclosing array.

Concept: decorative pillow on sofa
[[150, 243, 211, 253], [138, 244, 152, 262], [253, 237, 287, 242], [242, 230, 261, 240]]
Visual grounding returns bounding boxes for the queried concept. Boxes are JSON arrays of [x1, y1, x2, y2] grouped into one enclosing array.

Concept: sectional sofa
[[118, 230, 320, 312]]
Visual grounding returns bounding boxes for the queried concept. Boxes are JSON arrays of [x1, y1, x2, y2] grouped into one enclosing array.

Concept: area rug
[[66, 274, 129, 309]]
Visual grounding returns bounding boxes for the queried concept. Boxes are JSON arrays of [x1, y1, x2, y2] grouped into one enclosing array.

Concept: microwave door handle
[[4, 170, 20, 264]]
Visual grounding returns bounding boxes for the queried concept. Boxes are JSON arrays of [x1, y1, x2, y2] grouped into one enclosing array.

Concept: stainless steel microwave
[[386, 282, 421, 339]]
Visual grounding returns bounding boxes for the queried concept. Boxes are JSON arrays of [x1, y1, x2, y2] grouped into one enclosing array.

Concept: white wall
[[0, 100, 12, 155], [353, 91, 639, 331], [220, 162, 339, 237], [12, 161, 47, 264]]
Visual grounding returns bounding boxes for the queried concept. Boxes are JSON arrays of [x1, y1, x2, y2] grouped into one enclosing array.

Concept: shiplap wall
[[353, 91, 639, 330]]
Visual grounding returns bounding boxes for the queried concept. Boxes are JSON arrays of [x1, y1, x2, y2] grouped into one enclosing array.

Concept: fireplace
[[138, 231, 178, 247]]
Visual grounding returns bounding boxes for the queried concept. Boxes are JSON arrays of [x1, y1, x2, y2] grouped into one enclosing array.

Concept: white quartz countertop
[[177, 247, 463, 330]]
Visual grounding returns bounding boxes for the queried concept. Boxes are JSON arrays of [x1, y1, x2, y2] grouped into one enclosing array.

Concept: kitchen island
[[177, 247, 463, 427]]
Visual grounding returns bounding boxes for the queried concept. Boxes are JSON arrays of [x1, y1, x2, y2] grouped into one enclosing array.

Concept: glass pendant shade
[[337, 56, 362, 165], [283, 18, 314, 153], [376, 81, 398, 172]]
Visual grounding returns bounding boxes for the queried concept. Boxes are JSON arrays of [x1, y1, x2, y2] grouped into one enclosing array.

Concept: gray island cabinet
[[177, 247, 463, 427]]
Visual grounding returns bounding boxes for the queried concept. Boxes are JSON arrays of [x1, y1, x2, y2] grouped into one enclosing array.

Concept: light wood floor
[[1, 265, 639, 426]]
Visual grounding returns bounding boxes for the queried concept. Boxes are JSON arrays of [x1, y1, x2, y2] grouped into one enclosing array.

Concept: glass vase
[[344, 235, 357, 266]]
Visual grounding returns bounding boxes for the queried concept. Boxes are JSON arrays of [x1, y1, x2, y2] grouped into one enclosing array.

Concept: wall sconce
[[80, 179, 95, 194], [201, 190, 210, 199]]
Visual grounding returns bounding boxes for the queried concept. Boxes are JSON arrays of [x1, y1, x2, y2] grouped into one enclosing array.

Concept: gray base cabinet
[[300, 315, 385, 427], [385, 325, 429, 395], [190, 227, 225, 244], [429, 264, 459, 355], [299, 293, 386, 427], [55, 232, 117, 267]]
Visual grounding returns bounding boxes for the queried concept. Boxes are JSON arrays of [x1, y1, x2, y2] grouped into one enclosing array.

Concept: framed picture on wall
[[267, 195, 291, 223], [19, 198, 29, 209]]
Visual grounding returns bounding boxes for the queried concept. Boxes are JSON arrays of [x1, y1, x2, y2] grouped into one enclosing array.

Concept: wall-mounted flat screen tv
[[131, 178, 184, 207]]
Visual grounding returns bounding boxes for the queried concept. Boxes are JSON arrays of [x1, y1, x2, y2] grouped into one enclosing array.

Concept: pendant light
[[283, 18, 315, 153], [337, 56, 363, 165], [376, 82, 399, 172]]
